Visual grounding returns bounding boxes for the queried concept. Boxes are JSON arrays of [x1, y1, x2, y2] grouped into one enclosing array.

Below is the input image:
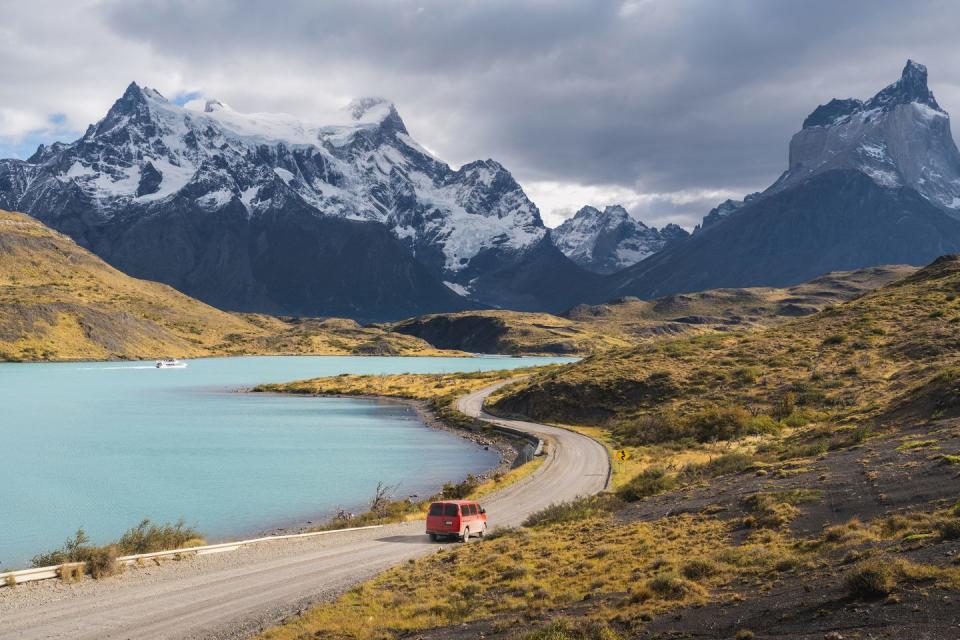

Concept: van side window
[[428, 503, 443, 516], [470, 504, 479, 516], [465, 504, 476, 516], [444, 503, 459, 517]]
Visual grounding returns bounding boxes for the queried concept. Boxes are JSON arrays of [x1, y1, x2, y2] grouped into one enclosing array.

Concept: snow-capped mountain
[[550, 205, 688, 274], [770, 60, 960, 214], [600, 60, 960, 301], [0, 83, 592, 318]]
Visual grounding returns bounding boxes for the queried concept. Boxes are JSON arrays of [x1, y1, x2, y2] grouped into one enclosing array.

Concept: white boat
[[155, 359, 187, 369]]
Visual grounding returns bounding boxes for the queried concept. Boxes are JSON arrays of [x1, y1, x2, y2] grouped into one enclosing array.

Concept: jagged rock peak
[[551, 204, 688, 274], [803, 60, 942, 129], [868, 60, 940, 111], [204, 99, 232, 113]]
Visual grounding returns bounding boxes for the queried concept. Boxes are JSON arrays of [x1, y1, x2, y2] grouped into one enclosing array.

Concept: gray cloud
[[2, 0, 959, 229]]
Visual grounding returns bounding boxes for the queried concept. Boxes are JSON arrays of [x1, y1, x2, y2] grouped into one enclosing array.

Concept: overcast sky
[[1, 0, 958, 229]]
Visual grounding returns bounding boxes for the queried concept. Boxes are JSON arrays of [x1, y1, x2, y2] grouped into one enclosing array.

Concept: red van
[[426, 500, 487, 542]]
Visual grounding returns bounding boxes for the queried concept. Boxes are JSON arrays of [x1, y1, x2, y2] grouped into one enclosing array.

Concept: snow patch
[[443, 281, 471, 297]]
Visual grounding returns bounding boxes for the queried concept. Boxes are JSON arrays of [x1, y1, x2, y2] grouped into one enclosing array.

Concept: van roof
[[430, 499, 477, 505]]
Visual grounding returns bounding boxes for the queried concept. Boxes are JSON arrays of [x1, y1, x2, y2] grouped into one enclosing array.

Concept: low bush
[[519, 619, 621, 640], [611, 411, 686, 446], [937, 518, 960, 540], [646, 573, 703, 600], [440, 475, 480, 500], [742, 490, 820, 529], [680, 558, 718, 580], [845, 560, 895, 598], [680, 452, 754, 481], [85, 546, 121, 579], [617, 468, 676, 502], [56, 563, 84, 583], [523, 494, 623, 528], [32, 528, 90, 568], [115, 518, 204, 554], [32, 520, 204, 579], [685, 407, 781, 442], [823, 334, 847, 346]]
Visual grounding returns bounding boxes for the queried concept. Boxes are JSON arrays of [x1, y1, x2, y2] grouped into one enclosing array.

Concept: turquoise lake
[[0, 355, 571, 569]]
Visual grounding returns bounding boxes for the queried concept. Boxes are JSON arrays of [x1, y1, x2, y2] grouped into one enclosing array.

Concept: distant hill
[[491, 253, 960, 426], [391, 264, 912, 355], [0, 210, 453, 361]]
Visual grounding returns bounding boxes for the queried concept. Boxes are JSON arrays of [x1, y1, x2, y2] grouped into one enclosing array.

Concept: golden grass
[[258, 515, 741, 640], [492, 256, 960, 448], [0, 209, 461, 362], [390, 267, 911, 357], [253, 368, 540, 401]]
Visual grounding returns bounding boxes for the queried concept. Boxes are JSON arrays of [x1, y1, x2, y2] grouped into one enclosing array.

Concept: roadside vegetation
[[25, 519, 204, 581]]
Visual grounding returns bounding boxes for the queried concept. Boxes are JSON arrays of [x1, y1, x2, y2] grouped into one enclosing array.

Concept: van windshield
[[428, 503, 444, 516], [443, 504, 459, 516]]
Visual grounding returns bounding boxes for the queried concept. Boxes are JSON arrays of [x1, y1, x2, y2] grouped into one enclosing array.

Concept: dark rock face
[[465, 237, 603, 312], [391, 315, 510, 354], [0, 83, 593, 319], [604, 170, 960, 300]]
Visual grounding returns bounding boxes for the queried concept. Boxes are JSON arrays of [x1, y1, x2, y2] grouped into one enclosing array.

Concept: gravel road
[[0, 380, 610, 640]]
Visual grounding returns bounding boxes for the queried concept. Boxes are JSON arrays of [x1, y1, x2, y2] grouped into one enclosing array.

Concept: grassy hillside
[[259, 255, 960, 640], [391, 266, 913, 355], [490, 257, 955, 431], [0, 210, 454, 361]]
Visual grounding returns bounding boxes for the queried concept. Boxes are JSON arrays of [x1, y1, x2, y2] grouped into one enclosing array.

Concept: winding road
[[0, 380, 610, 640]]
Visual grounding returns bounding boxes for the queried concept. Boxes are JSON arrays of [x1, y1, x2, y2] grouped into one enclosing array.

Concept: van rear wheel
[[461, 527, 470, 543], [429, 533, 438, 542]]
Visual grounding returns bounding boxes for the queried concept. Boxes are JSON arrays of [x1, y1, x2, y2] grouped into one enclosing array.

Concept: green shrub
[[617, 468, 676, 502], [733, 366, 762, 385], [845, 560, 895, 598], [31, 528, 90, 568], [611, 411, 687, 445], [440, 475, 480, 500], [523, 494, 623, 528], [680, 558, 718, 580], [937, 519, 960, 540], [771, 392, 796, 420], [85, 546, 121, 580], [116, 518, 204, 554], [679, 452, 753, 481], [685, 406, 754, 442], [823, 334, 847, 346], [519, 619, 620, 640], [646, 573, 701, 600]]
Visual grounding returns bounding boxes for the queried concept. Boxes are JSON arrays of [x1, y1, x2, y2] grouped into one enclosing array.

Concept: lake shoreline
[[3, 355, 569, 568], [243, 391, 521, 539]]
